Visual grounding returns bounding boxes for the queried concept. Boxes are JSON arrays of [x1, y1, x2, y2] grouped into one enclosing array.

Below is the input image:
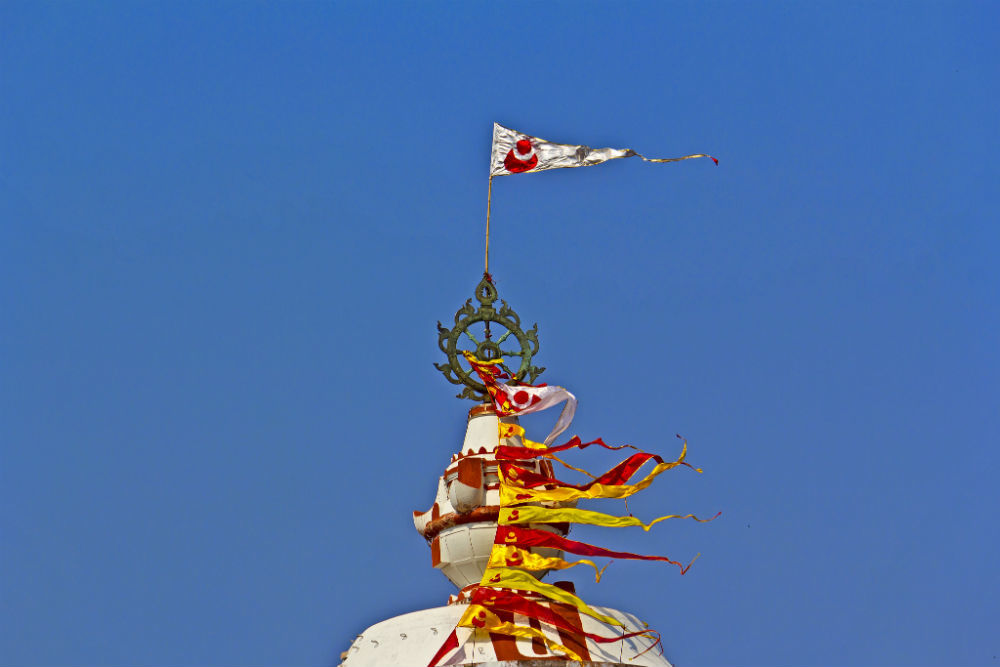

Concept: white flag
[[490, 122, 717, 177], [463, 351, 578, 446], [492, 382, 577, 446]]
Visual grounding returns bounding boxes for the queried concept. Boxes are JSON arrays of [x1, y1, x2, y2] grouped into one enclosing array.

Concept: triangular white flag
[[490, 122, 717, 177], [492, 382, 577, 446]]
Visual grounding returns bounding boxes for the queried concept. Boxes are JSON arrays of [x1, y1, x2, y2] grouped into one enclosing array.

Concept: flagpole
[[485, 174, 493, 275], [484, 174, 494, 346]]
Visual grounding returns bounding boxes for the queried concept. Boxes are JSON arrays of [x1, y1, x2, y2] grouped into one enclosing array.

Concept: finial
[[435, 274, 543, 402]]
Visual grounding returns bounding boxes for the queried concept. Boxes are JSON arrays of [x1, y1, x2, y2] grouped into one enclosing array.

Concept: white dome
[[338, 603, 673, 667]]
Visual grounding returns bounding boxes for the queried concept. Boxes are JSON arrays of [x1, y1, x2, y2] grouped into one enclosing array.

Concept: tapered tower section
[[338, 277, 673, 667]]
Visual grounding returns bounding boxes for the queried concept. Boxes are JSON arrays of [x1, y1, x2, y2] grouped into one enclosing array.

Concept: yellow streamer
[[499, 422, 549, 450], [458, 605, 582, 662], [462, 350, 505, 367], [499, 505, 717, 531], [480, 567, 623, 627], [522, 437, 548, 450], [498, 422, 523, 439], [487, 545, 608, 582], [547, 453, 598, 478]]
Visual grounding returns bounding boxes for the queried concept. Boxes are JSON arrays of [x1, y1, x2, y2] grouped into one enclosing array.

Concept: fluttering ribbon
[[499, 420, 615, 460], [470, 588, 660, 646], [497, 435, 639, 461], [499, 505, 721, 531], [637, 153, 718, 165], [497, 525, 701, 574], [499, 421, 632, 456], [463, 351, 509, 385], [426, 627, 462, 667], [498, 421, 524, 440], [487, 544, 608, 582], [480, 567, 624, 627], [499, 441, 702, 505], [501, 452, 664, 489], [458, 604, 583, 661], [546, 453, 600, 477], [463, 352, 577, 445]]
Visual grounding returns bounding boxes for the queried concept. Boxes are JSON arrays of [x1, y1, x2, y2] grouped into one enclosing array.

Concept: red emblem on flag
[[508, 388, 542, 411], [504, 138, 538, 173]]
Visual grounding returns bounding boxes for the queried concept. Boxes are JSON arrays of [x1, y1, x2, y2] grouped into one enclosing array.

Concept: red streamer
[[496, 525, 700, 574], [470, 588, 659, 646], [426, 627, 459, 667], [497, 435, 639, 461], [501, 452, 672, 489]]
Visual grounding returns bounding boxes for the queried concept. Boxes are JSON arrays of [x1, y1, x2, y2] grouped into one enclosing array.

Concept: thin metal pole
[[485, 174, 493, 275], [483, 174, 494, 345]]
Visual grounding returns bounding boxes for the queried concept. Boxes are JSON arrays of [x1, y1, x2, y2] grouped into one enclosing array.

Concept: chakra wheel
[[435, 275, 544, 402]]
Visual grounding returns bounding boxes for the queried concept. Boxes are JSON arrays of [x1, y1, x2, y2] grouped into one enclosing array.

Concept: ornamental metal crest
[[435, 275, 543, 402]]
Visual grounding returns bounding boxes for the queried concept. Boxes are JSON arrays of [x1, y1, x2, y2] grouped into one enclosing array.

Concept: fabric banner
[[490, 122, 718, 177], [458, 604, 582, 661], [433, 593, 659, 666], [500, 452, 663, 489], [464, 352, 576, 445], [480, 567, 624, 627], [499, 443, 698, 505], [497, 435, 638, 461], [470, 588, 658, 646], [426, 627, 461, 667], [500, 505, 720, 531], [487, 544, 607, 582], [496, 525, 699, 574]]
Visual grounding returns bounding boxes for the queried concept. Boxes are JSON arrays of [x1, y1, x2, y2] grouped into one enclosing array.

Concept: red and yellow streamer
[[499, 441, 700, 505], [499, 505, 720, 531], [470, 588, 660, 646], [497, 435, 639, 461], [487, 544, 608, 582], [497, 525, 701, 574], [480, 567, 624, 627], [500, 452, 662, 488], [458, 604, 583, 662]]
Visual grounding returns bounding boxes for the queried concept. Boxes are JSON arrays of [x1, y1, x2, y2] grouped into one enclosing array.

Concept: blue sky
[[2, 2, 998, 666]]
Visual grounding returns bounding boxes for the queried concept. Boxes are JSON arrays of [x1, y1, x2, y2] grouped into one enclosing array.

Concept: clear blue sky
[[2, 3, 998, 666]]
